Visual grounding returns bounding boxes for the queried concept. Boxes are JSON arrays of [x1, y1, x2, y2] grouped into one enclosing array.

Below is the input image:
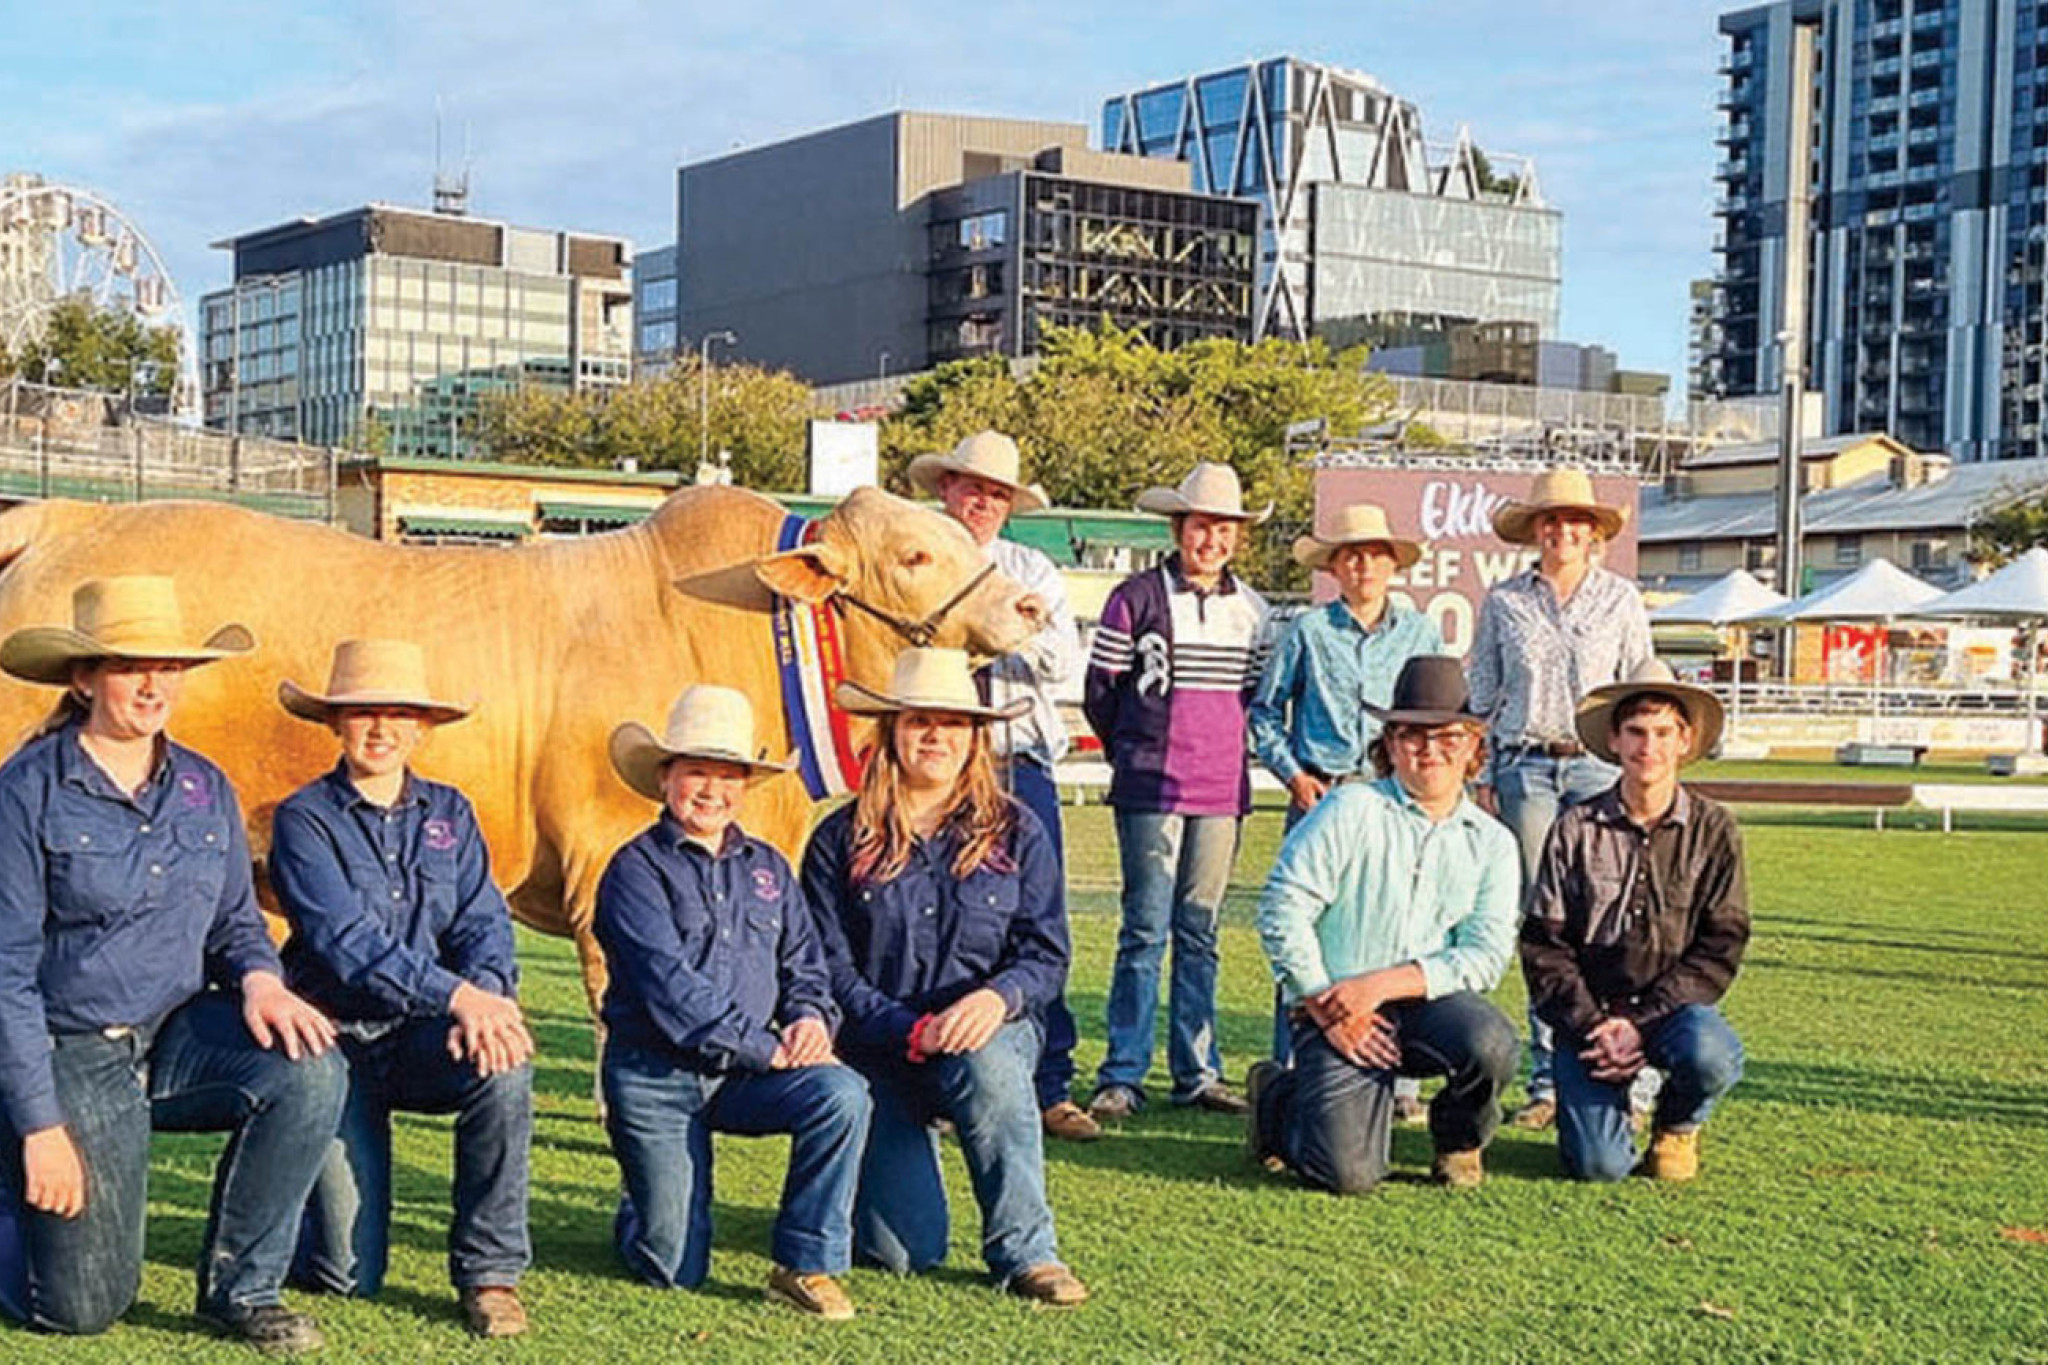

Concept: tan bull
[[0, 484, 1045, 1010]]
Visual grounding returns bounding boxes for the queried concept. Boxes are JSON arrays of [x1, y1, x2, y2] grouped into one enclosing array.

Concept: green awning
[[1067, 514, 1173, 550], [398, 514, 528, 541], [537, 500, 649, 527], [1002, 517, 1079, 566]]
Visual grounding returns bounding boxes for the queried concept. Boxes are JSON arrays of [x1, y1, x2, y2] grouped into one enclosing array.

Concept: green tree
[[1972, 495, 2048, 565], [13, 296, 180, 395]]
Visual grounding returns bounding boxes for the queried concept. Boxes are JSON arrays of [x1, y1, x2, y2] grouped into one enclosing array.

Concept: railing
[[1715, 680, 2047, 717]]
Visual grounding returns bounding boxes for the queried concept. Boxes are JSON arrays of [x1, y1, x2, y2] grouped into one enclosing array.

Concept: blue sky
[[1, 0, 1729, 392]]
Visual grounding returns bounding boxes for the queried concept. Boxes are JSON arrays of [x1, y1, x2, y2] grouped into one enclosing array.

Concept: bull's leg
[[557, 839, 622, 1123]]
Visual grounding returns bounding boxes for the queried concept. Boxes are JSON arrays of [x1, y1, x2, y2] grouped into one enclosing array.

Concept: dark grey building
[[675, 113, 1255, 384], [1712, 0, 2042, 460]]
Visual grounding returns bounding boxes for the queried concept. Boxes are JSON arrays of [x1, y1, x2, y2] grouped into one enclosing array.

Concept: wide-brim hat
[[610, 683, 795, 802], [1135, 461, 1273, 524], [1292, 502, 1425, 571], [835, 645, 1031, 722], [1363, 656, 1484, 728], [907, 431, 1049, 513], [0, 575, 254, 686], [279, 638, 473, 726], [1575, 659, 1725, 766], [1491, 466, 1629, 545]]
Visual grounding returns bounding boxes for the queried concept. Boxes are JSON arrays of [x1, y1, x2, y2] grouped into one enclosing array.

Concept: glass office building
[[1101, 55, 1560, 342]]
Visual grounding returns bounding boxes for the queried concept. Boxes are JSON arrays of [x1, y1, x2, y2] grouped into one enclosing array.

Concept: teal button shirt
[[1256, 776, 1521, 1004], [1249, 601, 1445, 782]]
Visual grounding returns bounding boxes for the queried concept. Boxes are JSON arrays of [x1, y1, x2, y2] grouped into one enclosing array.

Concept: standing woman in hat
[[269, 639, 534, 1338], [1465, 468, 1654, 1130], [0, 576, 343, 1354], [1249, 503, 1443, 1077], [910, 431, 1097, 1144], [801, 647, 1086, 1306], [1084, 461, 1270, 1121], [596, 685, 870, 1320]]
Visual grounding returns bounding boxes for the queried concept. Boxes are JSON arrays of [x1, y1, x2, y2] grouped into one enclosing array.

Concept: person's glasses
[[1393, 727, 1476, 755]]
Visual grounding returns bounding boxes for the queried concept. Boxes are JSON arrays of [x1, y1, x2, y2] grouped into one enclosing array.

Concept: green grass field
[[7, 806, 2047, 1362]]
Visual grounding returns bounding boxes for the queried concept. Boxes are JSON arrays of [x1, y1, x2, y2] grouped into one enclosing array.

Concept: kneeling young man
[[1249, 656, 1521, 1193], [596, 686, 869, 1319], [1521, 660, 1748, 1183]]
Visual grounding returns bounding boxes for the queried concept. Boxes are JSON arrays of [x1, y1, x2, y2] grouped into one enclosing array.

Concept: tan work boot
[[1643, 1127, 1702, 1182], [1507, 1096, 1556, 1131], [1008, 1262, 1089, 1307], [1042, 1100, 1103, 1142], [1431, 1148, 1485, 1190], [765, 1265, 855, 1320], [459, 1285, 529, 1339]]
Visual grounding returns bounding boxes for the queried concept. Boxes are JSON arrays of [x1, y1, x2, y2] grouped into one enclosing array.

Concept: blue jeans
[[0, 991, 346, 1334], [1253, 992, 1518, 1195], [1096, 808, 1238, 1105], [1553, 1004, 1744, 1182], [1005, 759, 1079, 1111], [1493, 749, 1620, 1103], [852, 1019, 1059, 1282], [602, 1042, 870, 1288], [293, 1018, 532, 1296]]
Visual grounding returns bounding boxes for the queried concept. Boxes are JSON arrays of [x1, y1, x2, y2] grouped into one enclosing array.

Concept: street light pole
[[699, 330, 737, 470]]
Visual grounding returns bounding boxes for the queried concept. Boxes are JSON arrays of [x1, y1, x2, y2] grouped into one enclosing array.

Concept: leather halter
[[832, 560, 999, 649]]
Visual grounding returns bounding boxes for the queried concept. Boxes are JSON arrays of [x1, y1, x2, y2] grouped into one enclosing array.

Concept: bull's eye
[[900, 550, 932, 569]]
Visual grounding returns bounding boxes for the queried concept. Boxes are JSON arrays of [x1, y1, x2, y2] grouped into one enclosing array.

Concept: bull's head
[[754, 487, 1045, 667]]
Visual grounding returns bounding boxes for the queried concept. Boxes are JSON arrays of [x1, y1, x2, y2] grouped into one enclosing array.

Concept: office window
[[1678, 542, 1703, 572], [1835, 535, 1863, 567]]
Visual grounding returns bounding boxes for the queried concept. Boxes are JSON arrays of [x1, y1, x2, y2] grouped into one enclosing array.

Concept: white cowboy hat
[[1291, 502, 1425, 571], [835, 646, 1030, 722], [0, 575, 253, 686], [1135, 461, 1273, 523], [907, 431, 1050, 513], [279, 638, 473, 726], [609, 684, 795, 801], [1575, 659, 1726, 766], [1491, 466, 1629, 545]]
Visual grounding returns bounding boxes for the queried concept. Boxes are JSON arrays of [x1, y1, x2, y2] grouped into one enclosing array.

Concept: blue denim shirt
[[800, 800, 1068, 1060], [271, 762, 517, 1025], [594, 815, 837, 1074], [0, 722, 279, 1135], [1249, 601, 1445, 782]]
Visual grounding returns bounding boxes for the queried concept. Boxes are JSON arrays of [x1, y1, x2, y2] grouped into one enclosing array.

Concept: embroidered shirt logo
[[1135, 632, 1172, 698], [177, 773, 210, 810], [751, 867, 781, 901], [423, 819, 458, 852]]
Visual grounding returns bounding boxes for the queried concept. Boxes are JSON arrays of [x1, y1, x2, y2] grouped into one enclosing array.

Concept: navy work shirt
[[272, 762, 518, 1025], [0, 722, 280, 1135], [800, 801, 1068, 1061], [594, 814, 838, 1074]]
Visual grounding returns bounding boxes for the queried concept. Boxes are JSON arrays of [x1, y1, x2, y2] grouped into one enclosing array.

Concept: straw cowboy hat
[[1135, 461, 1273, 523], [1364, 656, 1485, 729], [610, 684, 795, 801], [0, 575, 254, 686], [835, 646, 1030, 722], [279, 638, 473, 726], [1490, 466, 1629, 545], [1575, 659, 1725, 766], [1292, 502, 1425, 571], [907, 431, 1050, 513]]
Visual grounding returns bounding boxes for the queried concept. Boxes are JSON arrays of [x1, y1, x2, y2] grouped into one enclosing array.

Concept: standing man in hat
[[1521, 660, 1748, 1183], [1085, 461, 1270, 1121], [270, 639, 535, 1337], [1465, 467, 1654, 1130], [909, 432, 1097, 1144], [1250, 503, 1443, 1085], [1247, 656, 1521, 1193]]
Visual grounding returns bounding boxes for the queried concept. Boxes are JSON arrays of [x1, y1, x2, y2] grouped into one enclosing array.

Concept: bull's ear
[[755, 540, 855, 603]]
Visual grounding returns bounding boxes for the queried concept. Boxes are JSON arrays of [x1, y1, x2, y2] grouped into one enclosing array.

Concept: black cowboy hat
[[1364, 656, 1484, 728]]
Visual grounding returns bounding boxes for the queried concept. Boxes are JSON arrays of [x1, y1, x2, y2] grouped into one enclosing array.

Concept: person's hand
[[23, 1126, 86, 1219], [1322, 1009, 1399, 1070], [241, 970, 336, 1061], [776, 1015, 836, 1068], [1286, 772, 1329, 814], [448, 982, 535, 1077], [1581, 1017, 1645, 1083], [1314, 974, 1387, 1028], [923, 988, 1008, 1055], [1472, 782, 1499, 816]]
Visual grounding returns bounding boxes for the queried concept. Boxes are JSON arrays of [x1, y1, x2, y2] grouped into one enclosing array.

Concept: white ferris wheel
[[1, 173, 193, 407]]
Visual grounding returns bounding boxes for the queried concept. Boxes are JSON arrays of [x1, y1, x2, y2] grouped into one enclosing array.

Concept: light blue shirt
[[1256, 776, 1521, 1005], [1249, 601, 1445, 782]]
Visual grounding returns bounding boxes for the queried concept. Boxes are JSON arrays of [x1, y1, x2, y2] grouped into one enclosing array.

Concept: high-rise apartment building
[[1713, 0, 2041, 460], [202, 204, 631, 454], [1099, 55, 1561, 343]]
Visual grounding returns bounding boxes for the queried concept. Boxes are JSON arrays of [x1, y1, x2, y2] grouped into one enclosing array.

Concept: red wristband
[[906, 1013, 936, 1063]]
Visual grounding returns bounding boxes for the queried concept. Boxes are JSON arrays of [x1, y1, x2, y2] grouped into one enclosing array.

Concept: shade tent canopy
[[1650, 569, 1789, 626], [1738, 557, 1945, 624], [1919, 547, 2048, 622]]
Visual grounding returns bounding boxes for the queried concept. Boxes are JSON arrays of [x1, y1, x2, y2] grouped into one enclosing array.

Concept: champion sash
[[772, 515, 865, 799]]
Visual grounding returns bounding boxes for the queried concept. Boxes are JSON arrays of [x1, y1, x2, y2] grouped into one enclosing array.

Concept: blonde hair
[[847, 712, 1016, 886]]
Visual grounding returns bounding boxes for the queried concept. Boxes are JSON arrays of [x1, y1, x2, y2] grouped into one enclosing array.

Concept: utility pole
[[698, 330, 736, 469], [1772, 18, 1819, 679]]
